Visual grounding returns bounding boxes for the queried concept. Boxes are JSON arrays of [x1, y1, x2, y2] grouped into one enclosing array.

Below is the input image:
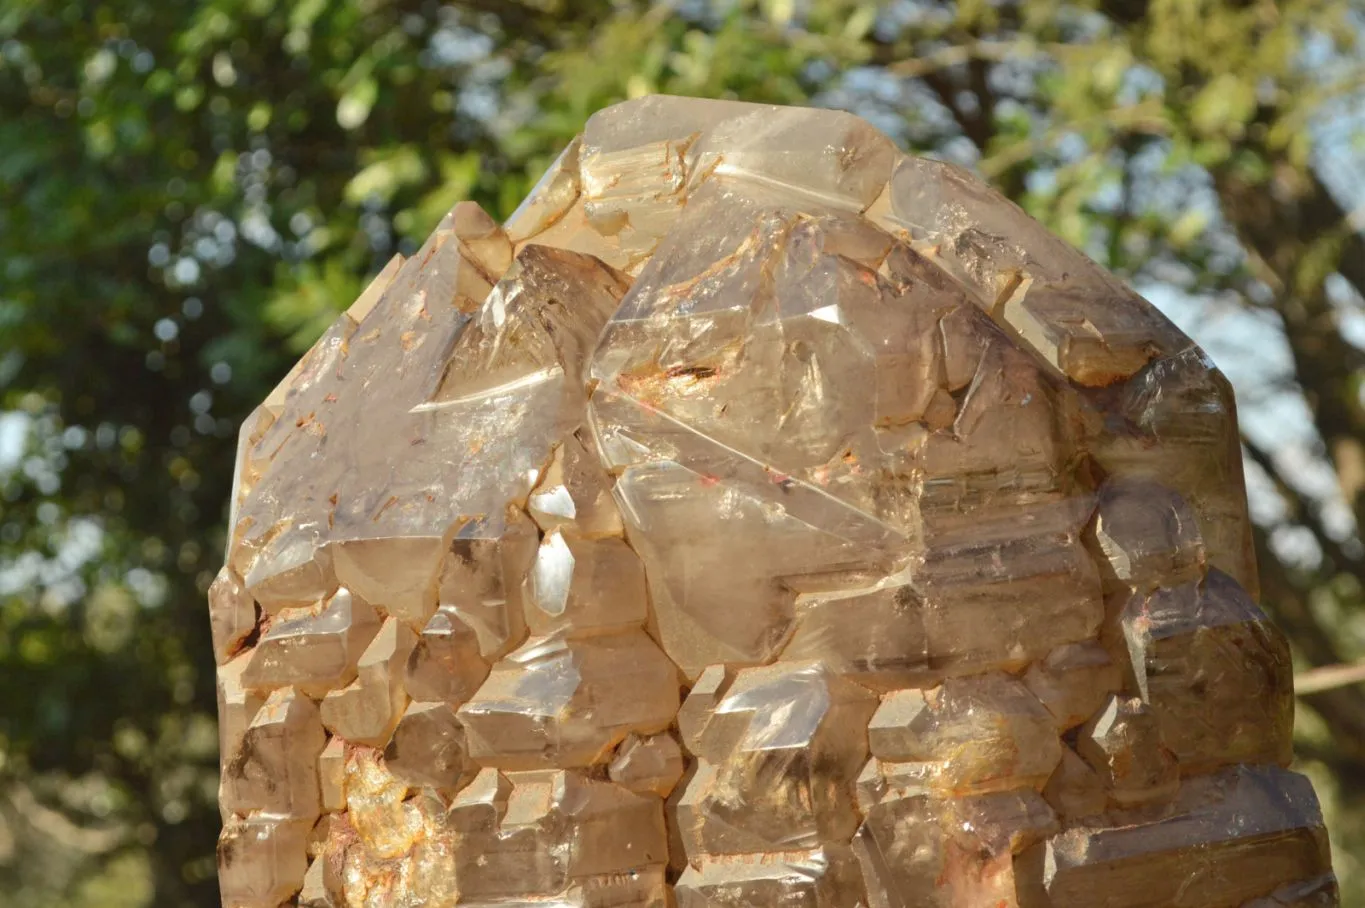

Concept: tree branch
[[1243, 436, 1363, 585], [1254, 524, 1365, 763]]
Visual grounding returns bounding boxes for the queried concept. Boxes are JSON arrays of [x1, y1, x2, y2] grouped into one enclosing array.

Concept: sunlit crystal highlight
[[215, 95, 1332, 907]]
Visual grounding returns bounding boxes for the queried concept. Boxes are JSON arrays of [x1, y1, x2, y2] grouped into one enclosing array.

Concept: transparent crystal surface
[[216, 652, 263, 783], [867, 673, 1062, 795], [675, 661, 876, 861], [218, 813, 312, 908], [1119, 568, 1294, 774], [242, 587, 380, 698], [318, 617, 414, 747], [457, 630, 679, 770], [853, 787, 1057, 908], [608, 732, 686, 798], [222, 686, 326, 819], [215, 96, 1331, 906], [1021, 766, 1332, 907], [209, 566, 258, 665]]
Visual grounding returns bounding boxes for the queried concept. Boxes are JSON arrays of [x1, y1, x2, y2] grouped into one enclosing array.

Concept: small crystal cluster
[[213, 96, 1336, 907]]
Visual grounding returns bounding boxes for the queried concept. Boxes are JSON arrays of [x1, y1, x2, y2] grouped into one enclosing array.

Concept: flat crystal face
[[214, 96, 1331, 908]]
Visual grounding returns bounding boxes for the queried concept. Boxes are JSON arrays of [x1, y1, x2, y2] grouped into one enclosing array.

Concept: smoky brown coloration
[[215, 97, 1333, 907]]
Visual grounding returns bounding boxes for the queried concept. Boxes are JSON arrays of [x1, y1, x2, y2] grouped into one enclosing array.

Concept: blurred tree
[[1, 0, 1363, 904]]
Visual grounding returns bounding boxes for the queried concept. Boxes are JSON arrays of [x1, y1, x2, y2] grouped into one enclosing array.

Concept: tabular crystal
[[215, 96, 1333, 906]]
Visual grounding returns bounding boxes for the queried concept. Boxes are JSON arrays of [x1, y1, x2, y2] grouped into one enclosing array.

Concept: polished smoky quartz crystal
[[215, 96, 1335, 907]]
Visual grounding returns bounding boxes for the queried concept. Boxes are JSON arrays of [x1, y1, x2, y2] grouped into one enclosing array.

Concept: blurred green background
[[3, 0, 1365, 904]]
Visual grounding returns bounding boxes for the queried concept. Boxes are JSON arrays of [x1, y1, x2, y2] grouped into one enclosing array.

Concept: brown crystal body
[[214, 96, 1332, 907]]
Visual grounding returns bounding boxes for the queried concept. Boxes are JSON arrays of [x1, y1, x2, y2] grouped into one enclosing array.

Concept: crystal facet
[[216, 95, 1333, 906]]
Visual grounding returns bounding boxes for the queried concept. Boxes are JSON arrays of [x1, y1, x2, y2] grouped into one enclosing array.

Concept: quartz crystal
[[214, 96, 1334, 906]]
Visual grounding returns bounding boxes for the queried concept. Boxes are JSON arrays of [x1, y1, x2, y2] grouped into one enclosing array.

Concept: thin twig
[[1297, 661, 1365, 695]]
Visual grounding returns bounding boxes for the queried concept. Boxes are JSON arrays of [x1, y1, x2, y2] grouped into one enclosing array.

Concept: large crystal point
[[215, 96, 1333, 906]]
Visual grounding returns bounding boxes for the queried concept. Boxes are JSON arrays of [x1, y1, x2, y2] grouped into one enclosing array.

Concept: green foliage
[[1, 1, 1363, 905]]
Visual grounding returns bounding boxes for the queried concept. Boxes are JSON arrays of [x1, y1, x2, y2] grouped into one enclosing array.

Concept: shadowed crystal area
[[215, 96, 1333, 908]]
